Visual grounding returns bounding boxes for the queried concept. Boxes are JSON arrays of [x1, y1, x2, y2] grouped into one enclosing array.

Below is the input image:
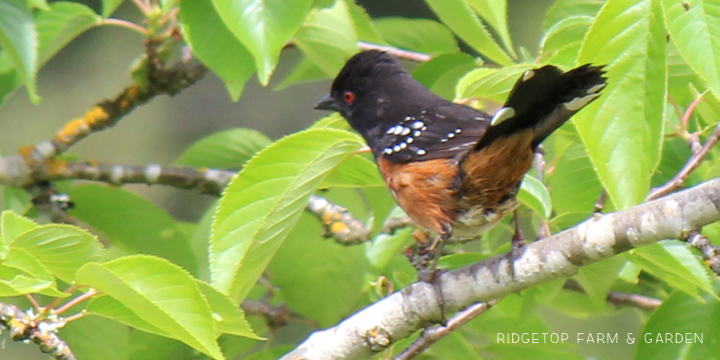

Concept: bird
[[315, 50, 606, 274]]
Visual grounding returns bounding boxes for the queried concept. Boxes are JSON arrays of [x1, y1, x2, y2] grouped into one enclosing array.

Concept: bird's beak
[[314, 94, 341, 111]]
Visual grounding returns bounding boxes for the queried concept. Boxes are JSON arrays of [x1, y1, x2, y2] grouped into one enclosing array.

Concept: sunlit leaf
[[77, 255, 225, 359], [211, 128, 365, 301], [211, 0, 313, 84], [577, 0, 667, 209]]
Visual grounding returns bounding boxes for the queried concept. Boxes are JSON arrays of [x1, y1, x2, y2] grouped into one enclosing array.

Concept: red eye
[[343, 91, 355, 104]]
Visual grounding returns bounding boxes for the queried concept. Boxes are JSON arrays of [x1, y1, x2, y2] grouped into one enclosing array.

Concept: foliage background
[[0, 0, 718, 359]]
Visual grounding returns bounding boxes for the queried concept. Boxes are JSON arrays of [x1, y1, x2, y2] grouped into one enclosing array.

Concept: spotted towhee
[[316, 50, 606, 255]]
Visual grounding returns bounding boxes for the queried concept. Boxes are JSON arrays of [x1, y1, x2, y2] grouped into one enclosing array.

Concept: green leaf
[[196, 281, 261, 339], [577, 0, 667, 209], [456, 65, 532, 104], [627, 241, 713, 297], [547, 142, 604, 216], [2, 186, 31, 214], [69, 184, 197, 275], [412, 52, 477, 100], [0, 274, 54, 296], [636, 291, 720, 360], [175, 128, 272, 169], [374, 17, 458, 55], [275, 54, 330, 89], [180, 0, 255, 101], [0, 247, 66, 296], [365, 227, 414, 269], [540, 16, 593, 67], [543, 0, 604, 30], [37, 2, 99, 65], [1, 210, 38, 259], [573, 257, 626, 309], [294, 0, 359, 75], [76, 255, 225, 360], [0, 0, 39, 103], [211, 0, 313, 85], [424, 0, 513, 65], [320, 153, 384, 188], [345, 0, 385, 44], [466, 0, 515, 57], [62, 316, 131, 360], [87, 295, 168, 337], [270, 212, 369, 327], [663, 0, 720, 100], [159, 0, 178, 14], [101, 0, 123, 17], [27, 0, 49, 10], [211, 128, 365, 302], [0, 1, 99, 105], [12, 224, 105, 283], [517, 175, 552, 219]]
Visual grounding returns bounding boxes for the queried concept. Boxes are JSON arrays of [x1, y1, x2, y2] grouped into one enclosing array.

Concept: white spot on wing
[[491, 107, 515, 126], [383, 148, 393, 154], [563, 93, 600, 111], [522, 70, 535, 81], [411, 121, 424, 129], [401, 127, 411, 136], [587, 83, 606, 94], [416, 149, 427, 156]]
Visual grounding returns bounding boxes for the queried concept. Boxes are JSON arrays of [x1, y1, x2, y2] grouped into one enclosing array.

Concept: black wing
[[376, 104, 490, 163]]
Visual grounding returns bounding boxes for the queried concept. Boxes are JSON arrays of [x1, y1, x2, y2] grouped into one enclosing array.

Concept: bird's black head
[[315, 50, 410, 133]]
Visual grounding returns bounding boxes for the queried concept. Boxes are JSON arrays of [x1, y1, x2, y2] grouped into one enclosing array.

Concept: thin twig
[[102, 18, 148, 35], [680, 95, 704, 132], [594, 190, 608, 214], [0, 302, 77, 360], [358, 42, 432, 62], [563, 280, 661, 311], [54, 290, 97, 315], [683, 231, 720, 276], [647, 122, 720, 200], [394, 300, 498, 360]]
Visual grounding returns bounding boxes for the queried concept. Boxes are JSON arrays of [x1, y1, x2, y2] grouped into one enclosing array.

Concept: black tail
[[475, 64, 606, 150]]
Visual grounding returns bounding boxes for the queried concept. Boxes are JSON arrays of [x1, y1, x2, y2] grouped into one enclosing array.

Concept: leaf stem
[[54, 289, 98, 315], [102, 18, 148, 36]]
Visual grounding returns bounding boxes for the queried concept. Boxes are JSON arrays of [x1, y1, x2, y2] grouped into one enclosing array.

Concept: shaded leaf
[[0, 0, 39, 103], [62, 316, 131, 360], [270, 212, 369, 327], [543, 0, 604, 30], [69, 185, 198, 275], [627, 241, 713, 297], [466, 0, 514, 57], [424, 0, 513, 65], [412, 52, 477, 99], [636, 290, 720, 359], [374, 17, 457, 54], [175, 128, 272, 169], [294, 0, 359, 75], [663, 0, 720, 100], [518, 175, 552, 219]]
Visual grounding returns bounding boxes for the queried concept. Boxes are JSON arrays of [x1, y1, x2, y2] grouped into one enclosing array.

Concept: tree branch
[[647, 121, 720, 200], [281, 178, 720, 360], [357, 42, 432, 62], [393, 300, 498, 360], [0, 302, 76, 360]]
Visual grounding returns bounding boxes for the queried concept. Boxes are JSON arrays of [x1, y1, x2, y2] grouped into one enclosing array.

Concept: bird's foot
[[408, 234, 448, 325]]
